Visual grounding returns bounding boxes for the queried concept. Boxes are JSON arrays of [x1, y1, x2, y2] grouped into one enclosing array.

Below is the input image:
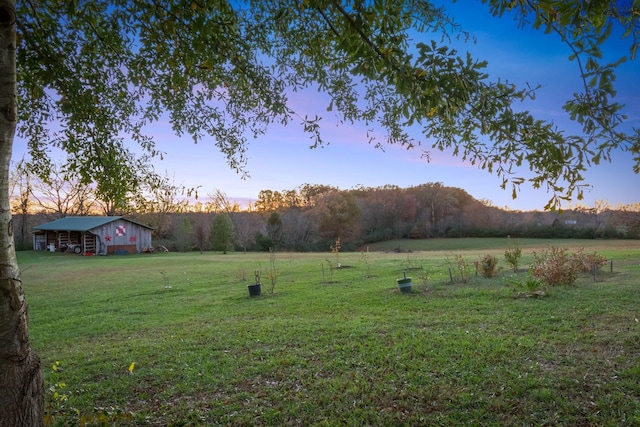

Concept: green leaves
[[15, 0, 639, 212], [474, 0, 638, 206]]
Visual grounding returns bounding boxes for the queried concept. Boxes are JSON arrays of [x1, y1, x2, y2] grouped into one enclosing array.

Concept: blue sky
[[159, 0, 639, 211], [15, 1, 640, 211]]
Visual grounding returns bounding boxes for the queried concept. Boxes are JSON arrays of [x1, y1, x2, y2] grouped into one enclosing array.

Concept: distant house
[[33, 216, 153, 255]]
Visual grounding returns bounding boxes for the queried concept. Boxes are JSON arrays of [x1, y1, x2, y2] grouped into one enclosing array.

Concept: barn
[[33, 216, 153, 255]]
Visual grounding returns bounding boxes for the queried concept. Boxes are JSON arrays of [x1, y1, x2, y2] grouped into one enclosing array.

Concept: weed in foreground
[[360, 250, 373, 278], [44, 361, 133, 426], [506, 273, 547, 298]]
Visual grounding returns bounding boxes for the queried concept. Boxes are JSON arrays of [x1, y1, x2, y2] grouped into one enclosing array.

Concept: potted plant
[[397, 272, 412, 293], [248, 270, 262, 297]]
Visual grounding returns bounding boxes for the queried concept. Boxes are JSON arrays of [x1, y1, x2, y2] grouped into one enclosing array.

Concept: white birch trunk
[[0, 1, 44, 425]]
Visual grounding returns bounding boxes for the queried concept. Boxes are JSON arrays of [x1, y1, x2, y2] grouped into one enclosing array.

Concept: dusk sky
[[14, 1, 640, 211]]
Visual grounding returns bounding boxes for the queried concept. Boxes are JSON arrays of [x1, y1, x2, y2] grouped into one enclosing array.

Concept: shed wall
[[90, 219, 152, 254]]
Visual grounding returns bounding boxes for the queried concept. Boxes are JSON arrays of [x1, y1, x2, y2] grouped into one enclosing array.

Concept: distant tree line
[[13, 181, 640, 252]]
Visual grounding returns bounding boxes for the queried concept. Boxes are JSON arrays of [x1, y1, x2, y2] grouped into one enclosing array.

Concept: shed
[[33, 216, 153, 255]]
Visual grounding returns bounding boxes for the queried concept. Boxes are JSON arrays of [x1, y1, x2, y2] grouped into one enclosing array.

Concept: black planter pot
[[248, 283, 262, 297], [397, 277, 412, 293]]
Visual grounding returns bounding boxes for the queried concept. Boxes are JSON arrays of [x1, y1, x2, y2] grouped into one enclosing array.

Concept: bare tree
[[29, 162, 95, 219], [193, 213, 212, 253], [591, 200, 611, 229], [609, 203, 640, 238], [9, 160, 33, 247], [206, 189, 240, 213], [280, 209, 318, 250], [135, 173, 194, 239], [232, 212, 263, 253]]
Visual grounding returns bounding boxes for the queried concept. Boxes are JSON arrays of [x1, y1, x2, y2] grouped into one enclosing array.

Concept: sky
[[14, 1, 640, 212]]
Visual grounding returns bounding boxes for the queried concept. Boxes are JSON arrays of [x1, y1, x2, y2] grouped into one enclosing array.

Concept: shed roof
[[34, 216, 153, 232]]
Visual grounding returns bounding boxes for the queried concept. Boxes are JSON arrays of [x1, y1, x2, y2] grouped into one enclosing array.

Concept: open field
[[361, 237, 640, 253], [19, 238, 640, 426]]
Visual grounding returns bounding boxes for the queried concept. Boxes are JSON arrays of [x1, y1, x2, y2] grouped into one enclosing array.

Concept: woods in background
[[12, 179, 640, 252]]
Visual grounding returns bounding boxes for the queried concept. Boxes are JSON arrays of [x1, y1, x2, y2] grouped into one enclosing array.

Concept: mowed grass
[[19, 238, 640, 426]]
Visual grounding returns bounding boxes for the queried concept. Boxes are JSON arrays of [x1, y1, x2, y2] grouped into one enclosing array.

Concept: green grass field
[[19, 238, 640, 426]]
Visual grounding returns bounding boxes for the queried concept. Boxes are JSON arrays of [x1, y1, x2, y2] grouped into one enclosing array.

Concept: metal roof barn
[[33, 216, 153, 255]]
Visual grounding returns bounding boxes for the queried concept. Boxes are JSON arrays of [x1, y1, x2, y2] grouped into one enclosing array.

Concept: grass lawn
[[19, 238, 640, 426]]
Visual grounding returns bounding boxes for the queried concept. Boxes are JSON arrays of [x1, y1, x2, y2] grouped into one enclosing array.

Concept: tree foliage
[[315, 190, 361, 241], [211, 212, 234, 253], [14, 0, 639, 209]]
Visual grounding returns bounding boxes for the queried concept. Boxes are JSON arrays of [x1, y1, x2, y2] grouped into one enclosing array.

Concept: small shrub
[[447, 254, 471, 283], [416, 268, 430, 287], [266, 247, 278, 294], [360, 250, 372, 278], [504, 243, 522, 272], [331, 238, 341, 267], [236, 267, 248, 282], [322, 258, 334, 283], [475, 254, 500, 278], [531, 246, 584, 286], [574, 248, 607, 272], [403, 254, 421, 270]]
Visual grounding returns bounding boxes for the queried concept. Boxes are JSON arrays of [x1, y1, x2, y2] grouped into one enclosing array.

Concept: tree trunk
[[0, 1, 45, 425]]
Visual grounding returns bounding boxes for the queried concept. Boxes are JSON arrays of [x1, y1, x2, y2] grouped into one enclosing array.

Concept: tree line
[[13, 179, 640, 253], [157, 186, 640, 251]]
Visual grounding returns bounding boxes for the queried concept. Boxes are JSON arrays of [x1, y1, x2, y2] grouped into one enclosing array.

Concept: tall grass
[[18, 239, 640, 426]]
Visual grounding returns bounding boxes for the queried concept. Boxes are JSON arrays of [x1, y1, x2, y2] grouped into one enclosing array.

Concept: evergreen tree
[[211, 213, 234, 254]]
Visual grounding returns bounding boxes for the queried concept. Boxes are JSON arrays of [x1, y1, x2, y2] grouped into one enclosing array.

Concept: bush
[[447, 254, 471, 283], [504, 243, 522, 272], [531, 246, 585, 286], [475, 254, 500, 278], [573, 248, 608, 272]]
